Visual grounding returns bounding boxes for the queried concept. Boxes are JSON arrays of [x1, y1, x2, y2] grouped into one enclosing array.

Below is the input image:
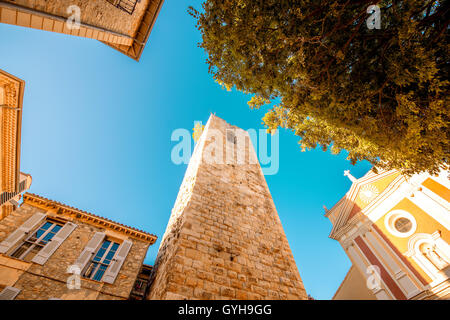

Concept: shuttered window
[[10, 219, 63, 262], [0, 212, 46, 254], [79, 236, 133, 284], [103, 240, 133, 284], [2, 215, 77, 265], [0, 286, 21, 300], [83, 239, 120, 282], [31, 222, 77, 265]]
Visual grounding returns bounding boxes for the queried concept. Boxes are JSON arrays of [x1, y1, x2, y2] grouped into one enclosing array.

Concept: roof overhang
[[102, 0, 165, 61]]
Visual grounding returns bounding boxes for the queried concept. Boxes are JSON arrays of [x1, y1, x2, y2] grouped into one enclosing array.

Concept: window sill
[[0, 254, 32, 271]]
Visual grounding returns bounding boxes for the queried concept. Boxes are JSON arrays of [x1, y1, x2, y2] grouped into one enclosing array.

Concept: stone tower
[[148, 115, 307, 300]]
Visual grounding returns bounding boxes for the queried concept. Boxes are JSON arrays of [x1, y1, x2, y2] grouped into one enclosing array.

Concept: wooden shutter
[[32, 222, 77, 265], [103, 240, 133, 284], [0, 212, 46, 254], [74, 232, 105, 273], [0, 286, 21, 300]]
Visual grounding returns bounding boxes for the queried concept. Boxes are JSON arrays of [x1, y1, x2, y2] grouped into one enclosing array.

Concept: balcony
[[0, 174, 31, 206]]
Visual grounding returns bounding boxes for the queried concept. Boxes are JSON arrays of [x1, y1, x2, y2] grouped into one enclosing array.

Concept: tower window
[[394, 217, 413, 234], [105, 0, 138, 15], [227, 131, 237, 144]]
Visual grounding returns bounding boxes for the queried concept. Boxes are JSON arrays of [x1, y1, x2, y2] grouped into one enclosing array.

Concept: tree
[[189, 0, 449, 175]]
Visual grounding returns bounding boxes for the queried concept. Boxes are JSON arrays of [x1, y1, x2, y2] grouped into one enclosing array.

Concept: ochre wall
[[373, 178, 449, 284], [333, 266, 376, 300], [3, 0, 150, 36]]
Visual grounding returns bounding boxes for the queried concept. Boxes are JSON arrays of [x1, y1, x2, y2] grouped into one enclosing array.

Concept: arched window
[[419, 242, 448, 270], [405, 232, 450, 281]]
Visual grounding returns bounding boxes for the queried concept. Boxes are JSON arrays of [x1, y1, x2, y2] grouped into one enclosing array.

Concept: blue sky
[[0, 1, 372, 299]]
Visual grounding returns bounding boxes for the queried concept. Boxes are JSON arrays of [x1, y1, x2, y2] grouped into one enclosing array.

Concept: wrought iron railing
[[0, 179, 27, 206], [106, 0, 138, 15]]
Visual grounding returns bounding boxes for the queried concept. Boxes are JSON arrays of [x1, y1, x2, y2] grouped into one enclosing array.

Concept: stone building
[[0, 69, 31, 220], [0, 193, 157, 300], [0, 0, 164, 61], [148, 115, 307, 300], [328, 169, 449, 300]]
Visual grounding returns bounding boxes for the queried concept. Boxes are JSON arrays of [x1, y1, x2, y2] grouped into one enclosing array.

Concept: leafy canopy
[[189, 0, 449, 175]]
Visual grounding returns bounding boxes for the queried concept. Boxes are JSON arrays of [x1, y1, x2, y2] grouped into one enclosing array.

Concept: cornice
[[329, 169, 399, 239], [23, 193, 157, 244]]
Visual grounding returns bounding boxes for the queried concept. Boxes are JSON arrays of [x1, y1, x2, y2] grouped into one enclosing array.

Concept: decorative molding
[[384, 210, 417, 238], [23, 193, 157, 244]]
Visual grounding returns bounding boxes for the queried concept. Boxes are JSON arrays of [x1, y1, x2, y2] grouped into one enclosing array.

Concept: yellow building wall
[[350, 173, 401, 218], [373, 179, 450, 284], [333, 266, 376, 300]]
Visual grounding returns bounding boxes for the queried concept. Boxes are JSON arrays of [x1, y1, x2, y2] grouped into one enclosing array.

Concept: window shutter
[[103, 240, 133, 284], [32, 222, 77, 265], [74, 232, 105, 273], [0, 286, 21, 300], [0, 212, 46, 254]]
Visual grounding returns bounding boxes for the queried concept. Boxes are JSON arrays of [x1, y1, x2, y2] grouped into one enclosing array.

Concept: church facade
[[328, 169, 449, 300]]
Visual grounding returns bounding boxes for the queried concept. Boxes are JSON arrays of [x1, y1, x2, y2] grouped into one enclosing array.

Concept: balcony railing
[[0, 179, 27, 206], [106, 0, 138, 15]]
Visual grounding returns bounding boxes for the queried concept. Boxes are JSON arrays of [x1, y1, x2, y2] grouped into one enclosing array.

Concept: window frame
[[9, 219, 64, 261], [105, 0, 138, 15], [82, 239, 121, 282], [384, 210, 417, 238]]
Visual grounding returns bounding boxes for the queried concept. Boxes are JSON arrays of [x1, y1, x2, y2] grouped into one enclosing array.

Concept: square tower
[[148, 115, 307, 300]]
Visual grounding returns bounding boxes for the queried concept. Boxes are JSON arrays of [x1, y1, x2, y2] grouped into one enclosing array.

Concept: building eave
[[23, 193, 158, 244], [102, 0, 164, 61]]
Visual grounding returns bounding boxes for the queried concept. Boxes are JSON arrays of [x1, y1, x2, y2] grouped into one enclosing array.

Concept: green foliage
[[189, 0, 449, 175]]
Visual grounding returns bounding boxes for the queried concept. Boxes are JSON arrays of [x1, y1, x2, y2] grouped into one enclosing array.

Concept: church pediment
[[329, 169, 400, 239]]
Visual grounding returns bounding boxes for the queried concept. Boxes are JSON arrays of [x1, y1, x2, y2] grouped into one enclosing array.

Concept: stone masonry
[[0, 196, 155, 300], [3, 0, 150, 36], [148, 115, 307, 300]]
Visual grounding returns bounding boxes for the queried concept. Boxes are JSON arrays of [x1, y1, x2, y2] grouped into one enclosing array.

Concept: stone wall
[[148, 115, 307, 300], [0, 202, 149, 300], [4, 0, 150, 36]]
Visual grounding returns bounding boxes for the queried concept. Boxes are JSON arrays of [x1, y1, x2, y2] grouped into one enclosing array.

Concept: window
[[105, 0, 138, 15], [384, 210, 417, 238], [10, 220, 63, 262], [83, 239, 120, 282], [227, 130, 237, 144], [0, 286, 21, 300], [133, 279, 147, 295], [394, 217, 413, 233]]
